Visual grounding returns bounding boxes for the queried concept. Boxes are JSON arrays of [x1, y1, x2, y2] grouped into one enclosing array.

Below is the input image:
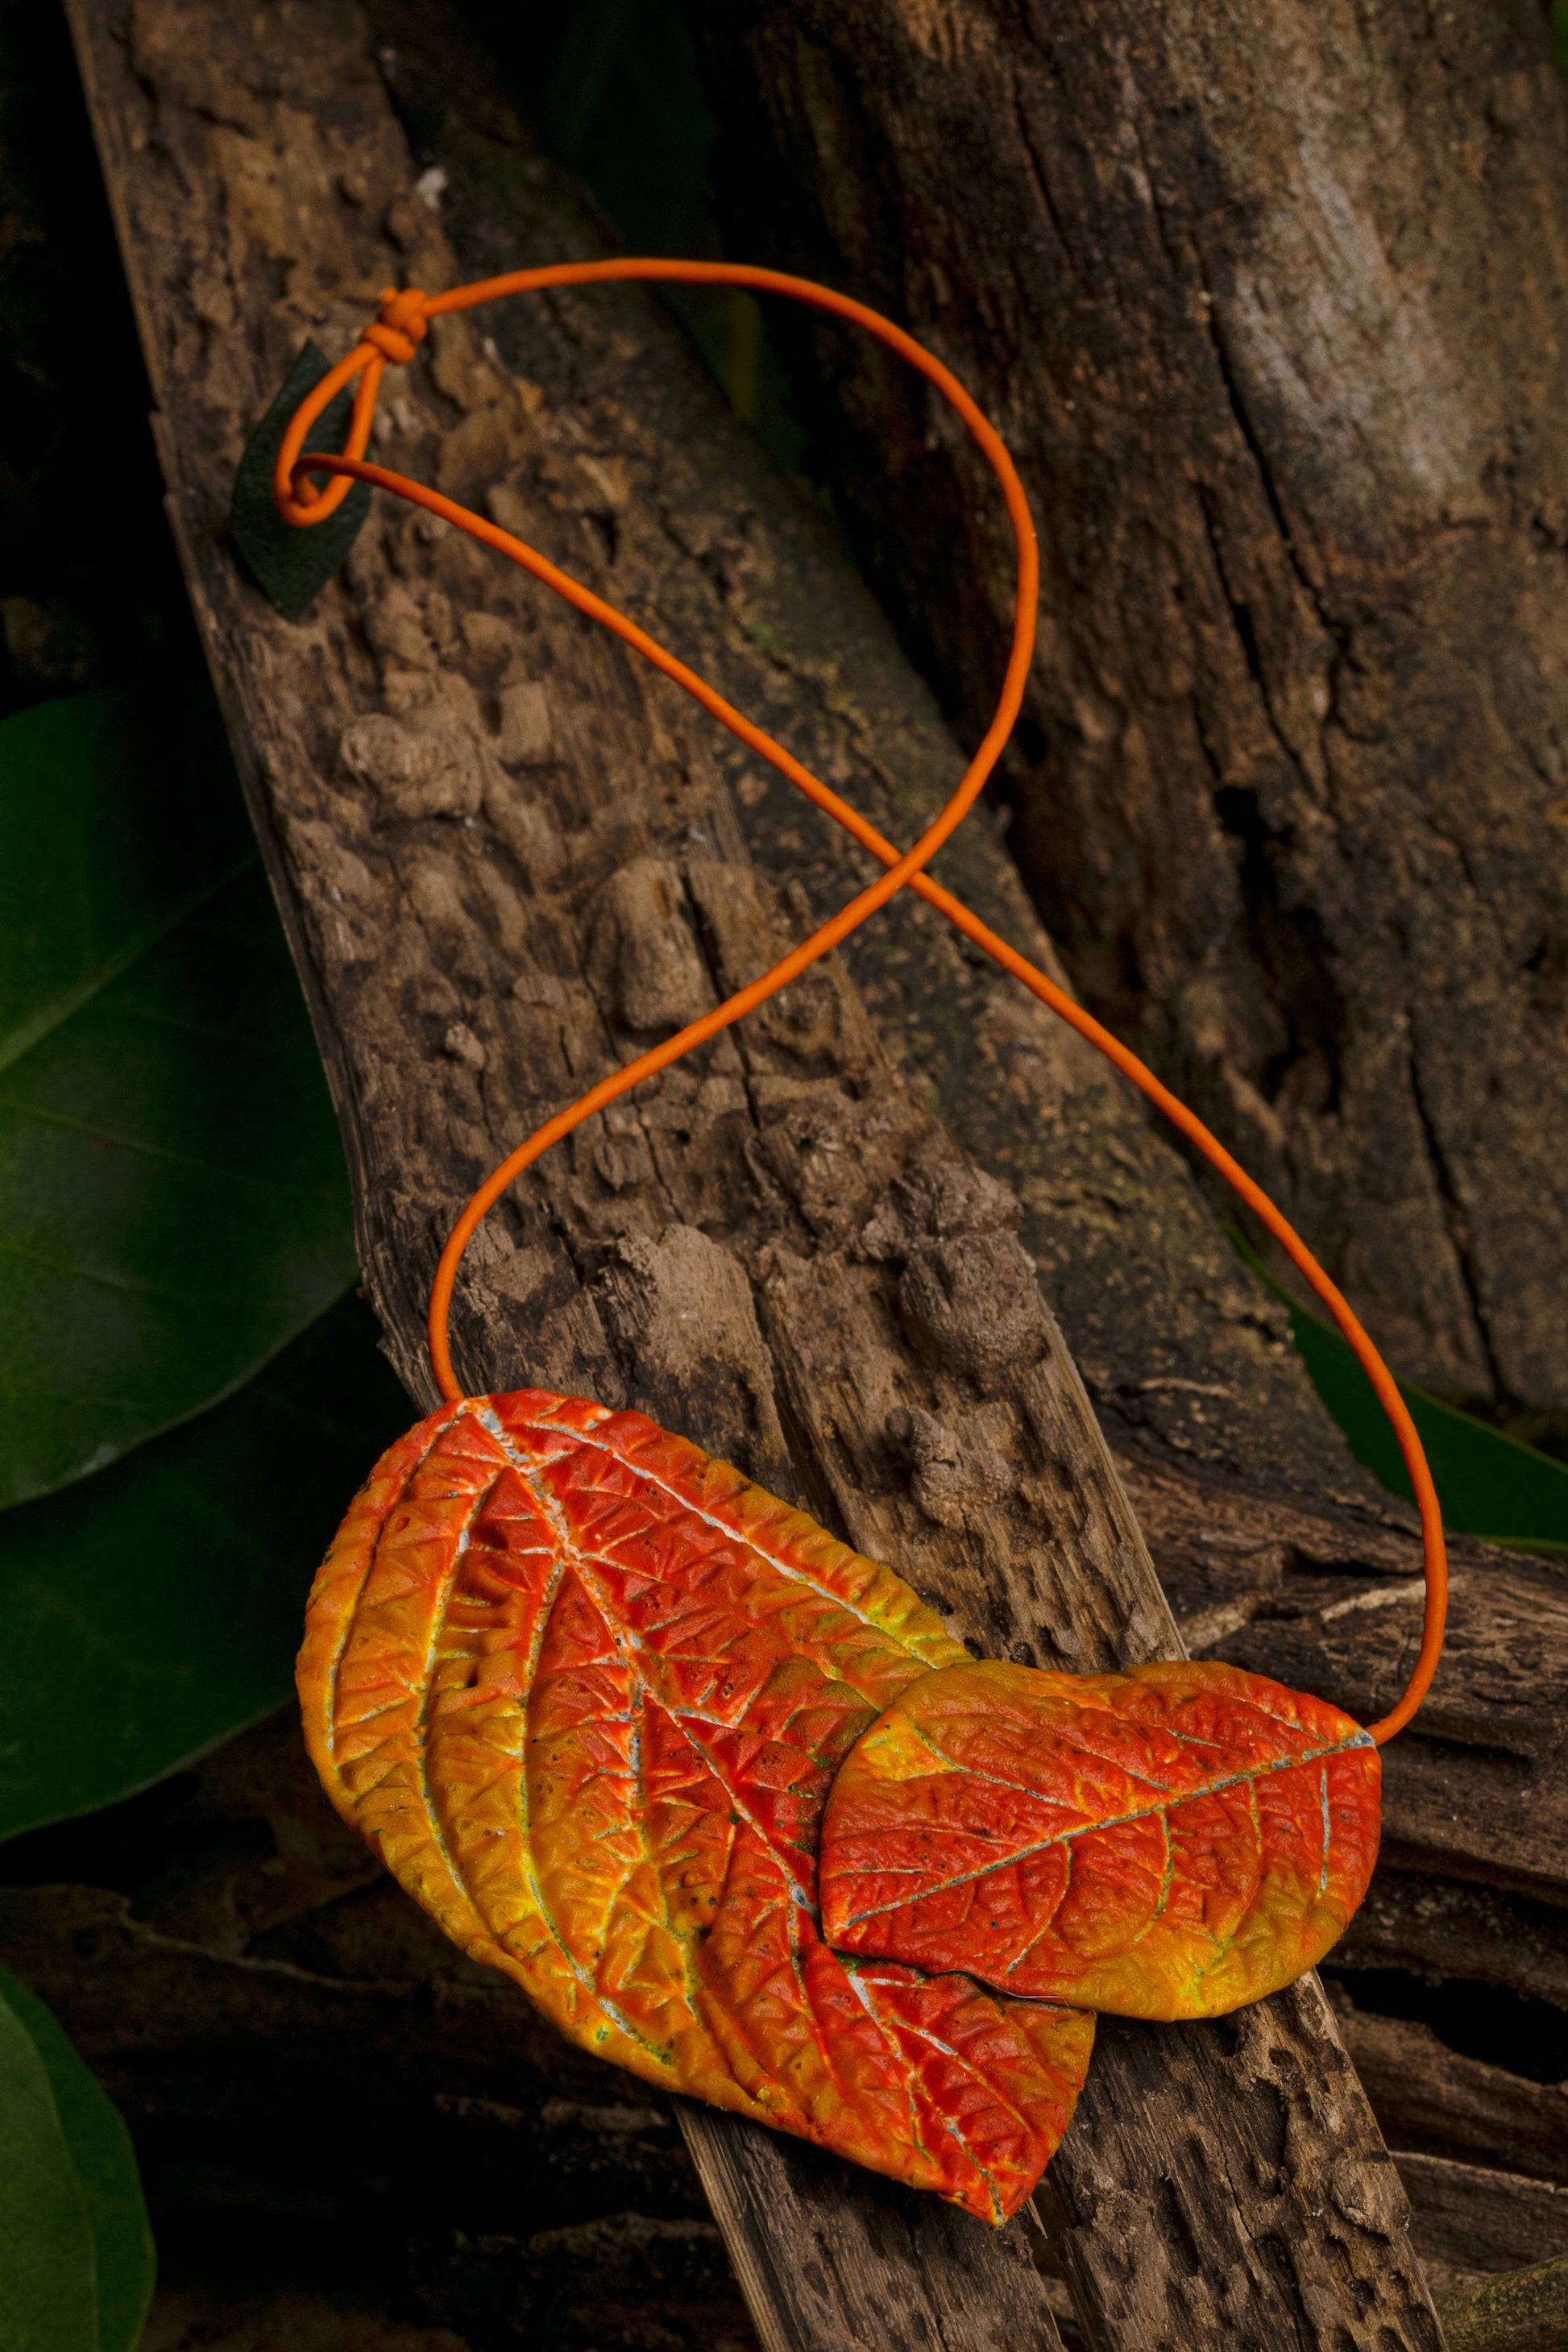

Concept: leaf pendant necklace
[[272, 263, 1445, 2225]]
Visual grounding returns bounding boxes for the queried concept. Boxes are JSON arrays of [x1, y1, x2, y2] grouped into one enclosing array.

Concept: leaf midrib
[[0, 1095, 346, 1197], [0, 852, 257, 1080], [0, 1231, 332, 1306], [836, 1723, 1374, 1923]]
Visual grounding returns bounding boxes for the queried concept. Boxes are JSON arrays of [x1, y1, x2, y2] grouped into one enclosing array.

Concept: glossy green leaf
[[0, 1963, 94, 2352], [0, 1292, 409, 1842], [0, 1966, 153, 2352], [0, 688, 358, 1508], [1232, 1232, 1568, 1557], [0, 686, 250, 1068]]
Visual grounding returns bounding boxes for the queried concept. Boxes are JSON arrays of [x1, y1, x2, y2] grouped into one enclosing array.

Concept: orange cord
[[274, 266, 1446, 1744]]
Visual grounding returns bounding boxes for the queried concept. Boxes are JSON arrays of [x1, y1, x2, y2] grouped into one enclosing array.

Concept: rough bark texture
[[686, 0, 1568, 1431], [1333, 1999, 1568, 2187], [1433, 2250, 1568, 2352], [12, 0, 1560, 2340], [1392, 2157, 1568, 2300]]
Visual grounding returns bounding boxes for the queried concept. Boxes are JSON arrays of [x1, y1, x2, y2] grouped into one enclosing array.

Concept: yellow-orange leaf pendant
[[298, 1391, 1097, 2223], [821, 1658, 1380, 2021], [300, 1392, 1379, 2219]]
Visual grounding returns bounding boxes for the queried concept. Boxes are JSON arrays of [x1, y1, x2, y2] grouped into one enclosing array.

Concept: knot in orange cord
[[362, 285, 429, 365], [270, 253, 1449, 1746], [272, 286, 428, 526]]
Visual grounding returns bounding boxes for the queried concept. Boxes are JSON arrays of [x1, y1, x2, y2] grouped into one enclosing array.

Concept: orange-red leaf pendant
[[299, 1392, 1095, 2222], [299, 1392, 1379, 2221], [821, 1658, 1379, 2021]]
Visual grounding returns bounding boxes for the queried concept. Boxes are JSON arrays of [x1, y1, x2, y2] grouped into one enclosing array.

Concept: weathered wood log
[[52, 0, 1449, 2342], [1334, 1875, 1568, 2015], [1331, 1993, 1568, 2186], [686, 0, 1568, 1436], [1435, 2254, 1568, 2352], [1396, 2155, 1568, 2300]]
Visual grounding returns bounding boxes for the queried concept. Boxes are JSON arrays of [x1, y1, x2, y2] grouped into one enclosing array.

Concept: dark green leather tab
[[230, 342, 372, 622]]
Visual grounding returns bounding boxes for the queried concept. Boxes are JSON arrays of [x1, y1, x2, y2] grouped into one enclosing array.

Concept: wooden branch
[[1397, 2155, 1568, 2300], [1434, 2254, 1568, 2352], [1331, 1993, 1568, 2186], [60, 0, 1446, 2343], [687, 0, 1568, 1425]]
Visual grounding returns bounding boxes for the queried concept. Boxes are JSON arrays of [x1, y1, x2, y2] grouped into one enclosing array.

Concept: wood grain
[[1332, 1995, 1568, 2188], [1396, 2155, 1568, 2300], [61, 0, 1446, 2342], [688, 0, 1568, 1430]]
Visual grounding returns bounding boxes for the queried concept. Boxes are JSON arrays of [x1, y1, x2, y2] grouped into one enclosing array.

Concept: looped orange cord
[[273, 259, 1446, 1744]]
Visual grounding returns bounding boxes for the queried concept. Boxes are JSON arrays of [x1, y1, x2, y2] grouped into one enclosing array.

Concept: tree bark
[[1393, 2156, 1568, 2302], [685, 0, 1568, 1432], [1434, 2252, 1568, 2352]]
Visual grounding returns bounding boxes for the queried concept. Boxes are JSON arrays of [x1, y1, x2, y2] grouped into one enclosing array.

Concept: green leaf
[[0, 1964, 95, 2352], [0, 1292, 409, 1843], [1231, 1231, 1568, 1556], [230, 342, 372, 622], [0, 689, 358, 1508], [0, 686, 251, 1071], [0, 1968, 153, 2352]]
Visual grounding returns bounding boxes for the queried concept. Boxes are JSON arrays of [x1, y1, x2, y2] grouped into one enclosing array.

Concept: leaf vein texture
[[821, 1657, 1380, 2021], [301, 1391, 1093, 2220]]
